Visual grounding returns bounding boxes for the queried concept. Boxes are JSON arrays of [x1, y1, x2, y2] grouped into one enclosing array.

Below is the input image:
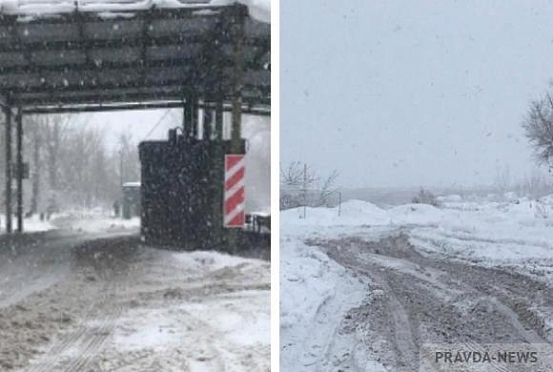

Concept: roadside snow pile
[[68, 217, 140, 233], [50, 209, 140, 233], [407, 195, 553, 275], [388, 203, 445, 226], [280, 237, 366, 371], [0, 214, 55, 233], [284, 195, 553, 278], [281, 200, 391, 228], [281, 201, 388, 371]]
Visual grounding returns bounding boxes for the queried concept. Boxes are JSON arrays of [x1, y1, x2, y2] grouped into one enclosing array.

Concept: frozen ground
[[281, 194, 553, 371], [0, 215, 270, 372]]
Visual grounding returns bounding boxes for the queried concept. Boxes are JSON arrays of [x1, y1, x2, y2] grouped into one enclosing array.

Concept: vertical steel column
[[215, 99, 224, 140], [191, 97, 199, 139], [4, 106, 12, 233], [230, 6, 245, 153], [184, 97, 193, 137], [16, 109, 23, 232], [203, 104, 213, 140], [228, 6, 246, 251], [212, 95, 225, 246]]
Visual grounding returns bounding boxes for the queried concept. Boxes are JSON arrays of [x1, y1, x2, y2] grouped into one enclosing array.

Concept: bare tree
[[280, 161, 318, 188], [280, 162, 339, 209], [118, 130, 140, 185], [522, 91, 553, 169], [317, 169, 339, 207]]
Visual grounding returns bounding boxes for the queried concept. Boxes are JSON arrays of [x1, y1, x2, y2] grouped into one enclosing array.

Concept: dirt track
[[309, 233, 553, 372], [0, 232, 270, 372]]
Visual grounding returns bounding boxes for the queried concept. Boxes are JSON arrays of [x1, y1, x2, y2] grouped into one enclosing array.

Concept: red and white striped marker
[[224, 154, 246, 228]]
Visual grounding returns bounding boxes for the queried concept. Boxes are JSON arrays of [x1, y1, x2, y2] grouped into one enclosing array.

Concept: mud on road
[[308, 233, 553, 372]]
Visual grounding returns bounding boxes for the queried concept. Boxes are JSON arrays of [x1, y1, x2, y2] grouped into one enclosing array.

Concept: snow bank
[[281, 200, 389, 370], [403, 195, 553, 277], [51, 209, 140, 233], [280, 237, 366, 371], [67, 217, 140, 233], [388, 203, 445, 226], [0, 214, 55, 234], [284, 195, 553, 278], [281, 200, 391, 228]]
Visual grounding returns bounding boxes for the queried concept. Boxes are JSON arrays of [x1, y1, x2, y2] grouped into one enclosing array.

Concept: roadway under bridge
[[0, 0, 270, 233]]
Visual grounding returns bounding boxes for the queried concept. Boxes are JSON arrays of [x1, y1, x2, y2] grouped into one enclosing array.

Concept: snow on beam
[[0, 1, 270, 23]]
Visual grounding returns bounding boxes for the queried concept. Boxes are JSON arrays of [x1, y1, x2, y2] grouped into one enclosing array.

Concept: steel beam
[[0, 5, 228, 26], [22, 100, 269, 116], [0, 32, 266, 55]]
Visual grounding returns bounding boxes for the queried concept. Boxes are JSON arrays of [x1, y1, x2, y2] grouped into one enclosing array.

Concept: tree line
[[1, 113, 141, 216]]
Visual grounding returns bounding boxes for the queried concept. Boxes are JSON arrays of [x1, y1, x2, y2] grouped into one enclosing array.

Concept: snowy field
[[281, 194, 553, 371]]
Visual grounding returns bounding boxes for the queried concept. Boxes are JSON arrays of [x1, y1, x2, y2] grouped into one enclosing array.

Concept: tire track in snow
[[312, 233, 553, 371]]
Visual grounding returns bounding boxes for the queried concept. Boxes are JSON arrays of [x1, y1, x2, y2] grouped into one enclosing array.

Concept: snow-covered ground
[[284, 194, 553, 279], [0, 211, 270, 371], [0, 214, 55, 234], [53, 210, 141, 234], [0, 210, 140, 236], [281, 193, 553, 371]]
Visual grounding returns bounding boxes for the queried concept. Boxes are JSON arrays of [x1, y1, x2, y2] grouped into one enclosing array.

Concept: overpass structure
[[0, 0, 270, 233]]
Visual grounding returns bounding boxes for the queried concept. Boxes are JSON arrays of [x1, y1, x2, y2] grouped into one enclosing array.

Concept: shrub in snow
[[412, 187, 441, 207]]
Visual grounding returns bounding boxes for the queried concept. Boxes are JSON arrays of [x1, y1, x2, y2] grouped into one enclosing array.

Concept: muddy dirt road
[[309, 233, 553, 372], [0, 231, 270, 372]]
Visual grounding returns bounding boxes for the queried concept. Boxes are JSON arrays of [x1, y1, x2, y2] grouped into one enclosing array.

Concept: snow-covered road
[[281, 196, 553, 371], [0, 225, 270, 371]]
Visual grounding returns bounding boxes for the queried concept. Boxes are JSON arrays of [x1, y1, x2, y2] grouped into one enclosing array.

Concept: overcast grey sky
[[281, 0, 553, 188]]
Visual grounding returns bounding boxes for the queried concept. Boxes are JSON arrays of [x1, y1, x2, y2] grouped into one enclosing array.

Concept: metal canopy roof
[[0, 3, 270, 113]]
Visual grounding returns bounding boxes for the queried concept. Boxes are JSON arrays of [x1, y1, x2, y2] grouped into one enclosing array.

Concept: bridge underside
[[0, 2, 270, 233]]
